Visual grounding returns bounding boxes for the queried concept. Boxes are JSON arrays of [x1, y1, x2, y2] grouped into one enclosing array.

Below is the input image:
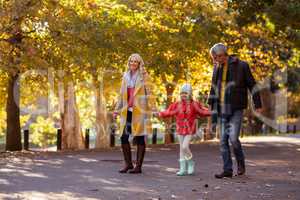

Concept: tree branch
[[0, 38, 9, 43]]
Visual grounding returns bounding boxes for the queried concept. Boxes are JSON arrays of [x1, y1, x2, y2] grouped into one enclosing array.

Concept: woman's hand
[[113, 111, 119, 120], [140, 67, 148, 77]]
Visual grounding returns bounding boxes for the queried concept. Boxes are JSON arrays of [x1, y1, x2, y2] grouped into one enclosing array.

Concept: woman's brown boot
[[129, 144, 145, 174], [119, 144, 134, 173]]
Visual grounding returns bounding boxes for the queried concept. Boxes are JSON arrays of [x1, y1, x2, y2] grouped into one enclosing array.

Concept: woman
[[114, 53, 155, 174]]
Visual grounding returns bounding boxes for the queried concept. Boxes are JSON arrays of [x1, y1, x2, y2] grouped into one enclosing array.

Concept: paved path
[[0, 136, 300, 200]]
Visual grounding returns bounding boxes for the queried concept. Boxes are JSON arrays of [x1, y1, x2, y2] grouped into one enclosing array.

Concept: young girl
[[154, 83, 211, 176]]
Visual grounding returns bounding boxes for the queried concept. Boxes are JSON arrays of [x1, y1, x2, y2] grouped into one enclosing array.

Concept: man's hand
[[255, 108, 263, 114]]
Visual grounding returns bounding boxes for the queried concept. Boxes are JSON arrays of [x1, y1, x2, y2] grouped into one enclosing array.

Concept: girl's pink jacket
[[159, 100, 211, 135]]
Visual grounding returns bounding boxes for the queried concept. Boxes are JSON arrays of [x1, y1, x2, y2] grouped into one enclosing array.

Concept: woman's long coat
[[115, 72, 155, 136]]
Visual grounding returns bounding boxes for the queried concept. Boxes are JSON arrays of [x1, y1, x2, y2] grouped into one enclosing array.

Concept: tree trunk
[[5, 26, 23, 151], [59, 80, 84, 150], [93, 74, 110, 149], [164, 83, 175, 144], [260, 88, 276, 132], [6, 72, 22, 151], [203, 117, 214, 140], [243, 88, 274, 135]]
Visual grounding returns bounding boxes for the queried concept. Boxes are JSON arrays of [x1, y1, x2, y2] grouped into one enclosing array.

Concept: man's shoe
[[237, 161, 246, 175], [215, 171, 233, 179]]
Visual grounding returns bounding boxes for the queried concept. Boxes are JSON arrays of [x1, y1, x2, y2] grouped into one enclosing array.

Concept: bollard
[[170, 126, 175, 143], [23, 130, 29, 150], [170, 133, 175, 143], [85, 129, 90, 149], [152, 128, 157, 144], [57, 129, 62, 151], [110, 126, 115, 147]]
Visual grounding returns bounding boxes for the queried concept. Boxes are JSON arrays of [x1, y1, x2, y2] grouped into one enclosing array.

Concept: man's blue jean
[[219, 110, 244, 173]]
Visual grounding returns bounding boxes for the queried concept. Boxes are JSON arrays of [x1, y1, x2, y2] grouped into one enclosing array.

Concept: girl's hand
[[152, 111, 159, 117]]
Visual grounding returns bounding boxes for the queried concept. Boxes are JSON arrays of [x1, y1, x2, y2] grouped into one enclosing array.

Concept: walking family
[[113, 43, 262, 178]]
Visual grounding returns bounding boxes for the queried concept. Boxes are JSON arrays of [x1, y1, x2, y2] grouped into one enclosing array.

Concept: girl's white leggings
[[178, 135, 193, 160]]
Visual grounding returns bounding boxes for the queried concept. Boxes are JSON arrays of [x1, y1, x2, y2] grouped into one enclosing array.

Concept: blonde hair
[[127, 53, 145, 70]]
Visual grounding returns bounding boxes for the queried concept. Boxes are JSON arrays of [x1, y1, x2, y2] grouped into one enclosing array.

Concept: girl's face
[[180, 92, 189, 101], [129, 57, 140, 72]]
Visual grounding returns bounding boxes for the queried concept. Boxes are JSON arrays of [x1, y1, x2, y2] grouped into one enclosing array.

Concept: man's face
[[212, 52, 227, 65]]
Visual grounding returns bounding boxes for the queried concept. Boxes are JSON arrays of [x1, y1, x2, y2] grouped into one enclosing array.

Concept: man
[[207, 43, 262, 179]]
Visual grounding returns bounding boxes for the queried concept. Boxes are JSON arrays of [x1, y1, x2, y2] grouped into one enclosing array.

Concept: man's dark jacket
[[207, 55, 262, 120]]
